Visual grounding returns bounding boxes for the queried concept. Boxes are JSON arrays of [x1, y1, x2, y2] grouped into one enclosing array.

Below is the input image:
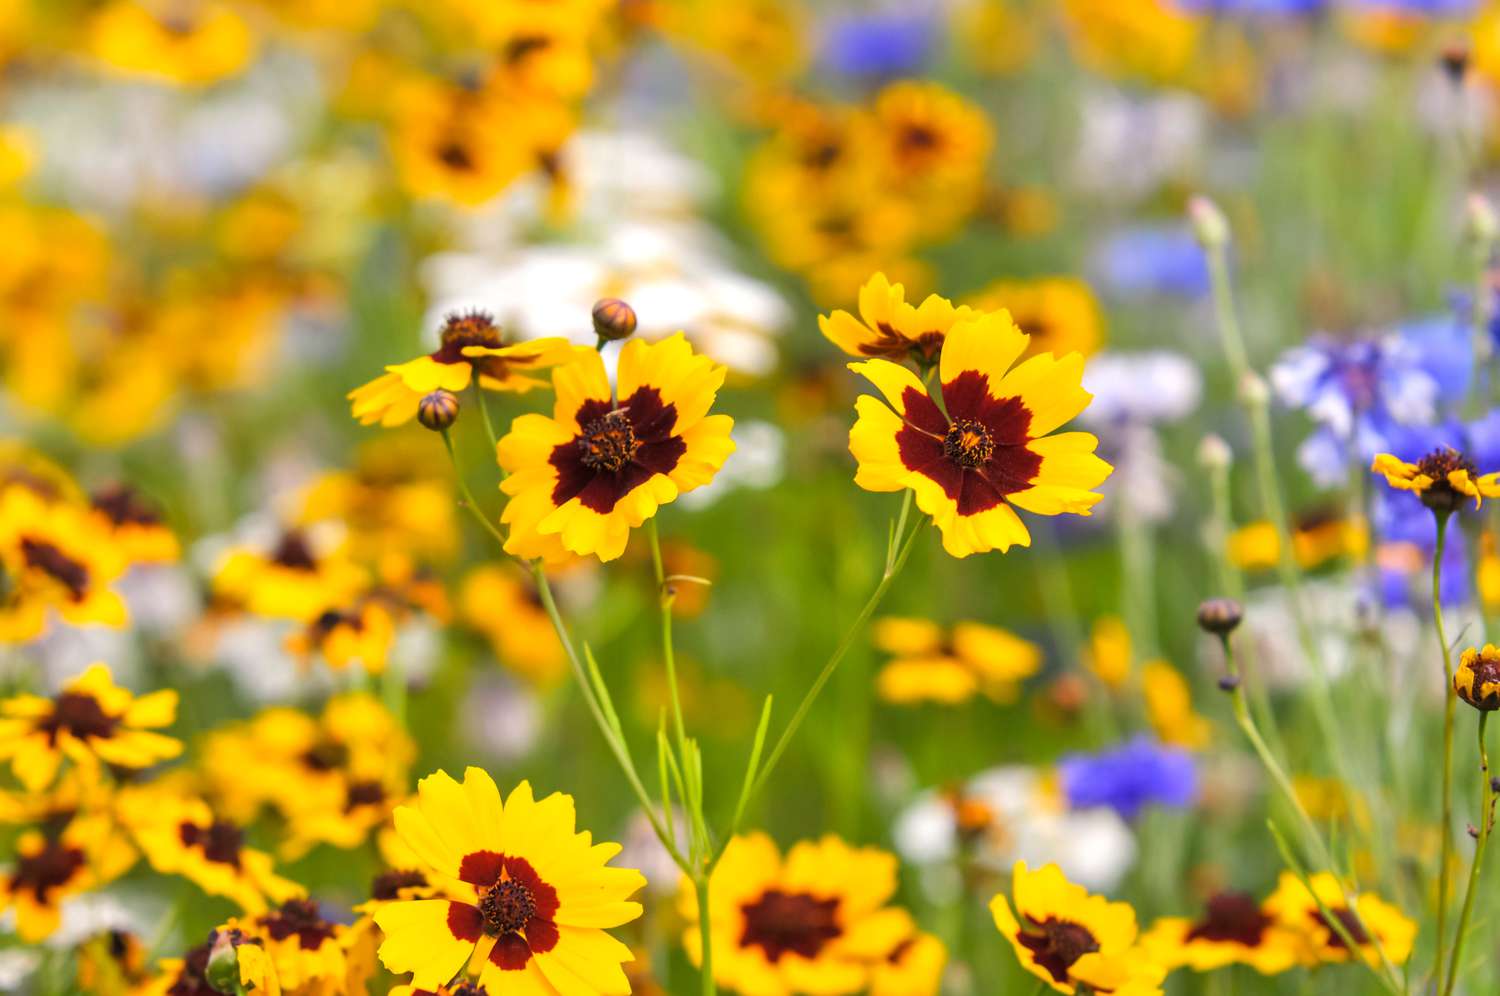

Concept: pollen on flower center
[[739, 888, 842, 962], [577, 409, 640, 473], [1019, 917, 1100, 982], [943, 418, 994, 469], [479, 878, 537, 936]]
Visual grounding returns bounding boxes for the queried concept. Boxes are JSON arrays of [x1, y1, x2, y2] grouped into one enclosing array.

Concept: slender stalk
[[382, 652, 406, 730], [695, 874, 716, 996], [1433, 510, 1457, 994], [744, 502, 922, 807], [1444, 712, 1493, 996], [471, 382, 499, 450], [440, 430, 509, 549], [648, 518, 689, 764], [1219, 632, 1404, 993]]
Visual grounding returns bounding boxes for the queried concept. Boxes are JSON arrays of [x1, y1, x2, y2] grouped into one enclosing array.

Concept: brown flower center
[[944, 418, 994, 468], [479, 879, 537, 936], [301, 740, 349, 772], [370, 869, 427, 901], [1186, 892, 1271, 946], [22, 538, 89, 598], [39, 691, 118, 742], [1018, 917, 1100, 983], [12, 840, 86, 901], [270, 532, 317, 571], [1414, 448, 1479, 512], [1314, 907, 1371, 950], [92, 485, 162, 527], [345, 780, 387, 811], [178, 820, 244, 867], [261, 899, 338, 951], [740, 889, 842, 962], [440, 311, 503, 352], [577, 410, 639, 474]]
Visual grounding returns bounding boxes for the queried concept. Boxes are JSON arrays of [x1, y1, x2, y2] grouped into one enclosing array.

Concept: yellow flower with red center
[[250, 898, 347, 990], [1372, 449, 1500, 513], [374, 767, 645, 993], [872, 616, 1041, 705], [1139, 891, 1303, 974], [0, 484, 130, 641], [0, 662, 180, 791], [867, 81, 993, 238], [351, 311, 576, 428], [682, 832, 921, 996], [460, 564, 566, 685], [965, 277, 1104, 363], [1455, 644, 1500, 711], [1262, 872, 1415, 967], [847, 303, 1111, 557], [0, 809, 136, 942], [86, 0, 256, 87], [118, 786, 302, 914], [286, 599, 397, 675], [497, 332, 736, 563], [820, 272, 976, 368], [88, 484, 179, 564], [991, 861, 1165, 995], [212, 530, 367, 623]]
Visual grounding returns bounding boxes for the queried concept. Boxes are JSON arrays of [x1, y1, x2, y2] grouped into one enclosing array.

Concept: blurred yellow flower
[[1085, 616, 1132, 690], [966, 277, 1104, 363], [1141, 660, 1211, 750], [87, 0, 256, 87], [873, 616, 1041, 705]]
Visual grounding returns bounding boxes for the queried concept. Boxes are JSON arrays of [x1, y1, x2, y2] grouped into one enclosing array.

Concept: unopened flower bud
[[1238, 371, 1269, 407], [1197, 597, 1244, 636], [417, 390, 460, 431], [1217, 674, 1242, 693], [1197, 434, 1233, 471], [205, 932, 241, 993], [1189, 195, 1230, 250], [1442, 43, 1471, 85], [1455, 644, 1500, 711], [592, 298, 637, 342], [1467, 193, 1498, 248]]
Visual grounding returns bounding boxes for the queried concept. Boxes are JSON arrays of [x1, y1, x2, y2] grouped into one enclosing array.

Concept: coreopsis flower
[[285, 599, 396, 674], [0, 485, 130, 641], [990, 861, 1166, 995], [1455, 644, 1500, 710], [869, 932, 946, 996], [345, 868, 439, 993], [1262, 872, 1415, 966], [1371, 449, 1500, 512], [872, 616, 1041, 705], [497, 332, 735, 562], [0, 810, 136, 942], [819, 272, 975, 367], [76, 928, 150, 992], [117, 787, 301, 914], [682, 832, 920, 996], [211, 530, 367, 623], [867, 81, 992, 237], [1141, 661, 1212, 749], [0, 663, 180, 790], [88, 485, 178, 564], [350, 311, 576, 428], [374, 768, 645, 993], [251, 899, 348, 990], [1139, 892, 1303, 974], [460, 564, 565, 685], [86, 0, 256, 87], [847, 306, 1112, 557], [965, 277, 1104, 362], [1229, 513, 1369, 572]]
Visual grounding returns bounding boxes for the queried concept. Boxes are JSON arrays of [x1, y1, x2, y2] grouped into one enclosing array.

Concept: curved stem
[[1434, 510, 1456, 995], [440, 430, 508, 549], [1444, 712, 1492, 996]]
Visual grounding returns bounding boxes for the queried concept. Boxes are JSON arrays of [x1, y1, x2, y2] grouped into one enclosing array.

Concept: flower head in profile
[[1372, 449, 1500, 513], [497, 332, 735, 563], [990, 861, 1165, 995], [374, 767, 644, 994], [0, 663, 180, 791], [872, 616, 1041, 705], [1262, 872, 1415, 967], [1454, 644, 1500, 711], [819, 272, 975, 367], [847, 304, 1112, 557], [1139, 890, 1303, 975], [350, 311, 575, 428], [681, 832, 922, 996]]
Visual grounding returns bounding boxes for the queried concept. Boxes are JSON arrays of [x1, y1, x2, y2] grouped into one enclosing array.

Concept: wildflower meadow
[[6, 1, 1500, 994]]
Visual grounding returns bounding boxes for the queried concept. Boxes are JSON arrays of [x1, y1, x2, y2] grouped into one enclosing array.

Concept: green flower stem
[[472, 382, 499, 450], [1219, 632, 1404, 994], [1444, 712, 1493, 996], [647, 518, 690, 774], [1433, 510, 1457, 996], [440, 429, 508, 549], [695, 874, 715, 996]]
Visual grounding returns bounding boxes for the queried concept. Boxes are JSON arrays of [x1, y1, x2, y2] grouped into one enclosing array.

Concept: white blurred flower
[[0, 948, 39, 990], [461, 673, 543, 762], [1072, 89, 1207, 202], [893, 765, 1136, 893], [618, 807, 691, 895], [47, 891, 158, 949], [676, 420, 786, 511], [1081, 351, 1202, 426]]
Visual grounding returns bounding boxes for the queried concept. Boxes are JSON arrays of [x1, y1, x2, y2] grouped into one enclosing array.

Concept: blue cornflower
[[819, 10, 937, 79], [1271, 321, 1469, 487], [1346, 0, 1477, 14], [1172, 0, 1327, 14], [1058, 736, 1197, 821], [1091, 227, 1211, 299]]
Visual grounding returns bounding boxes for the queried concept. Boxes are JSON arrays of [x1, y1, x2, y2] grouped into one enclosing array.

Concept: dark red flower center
[[1186, 892, 1271, 946], [178, 820, 244, 867], [261, 899, 338, 951], [1314, 907, 1371, 950], [943, 419, 994, 468], [371, 869, 428, 901], [448, 851, 561, 972], [39, 691, 119, 743], [739, 889, 842, 962], [1413, 448, 1480, 512], [345, 780, 387, 811], [479, 879, 537, 936], [22, 538, 89, 598], [92, 485, 162, 527], [11, 839, 86, 902], [437, 141, 476, 172], [270, 532, 317, 571], [301, 740, 349, 772], [1018, 916, 1100, 983], [549, 388, 687, 515]]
